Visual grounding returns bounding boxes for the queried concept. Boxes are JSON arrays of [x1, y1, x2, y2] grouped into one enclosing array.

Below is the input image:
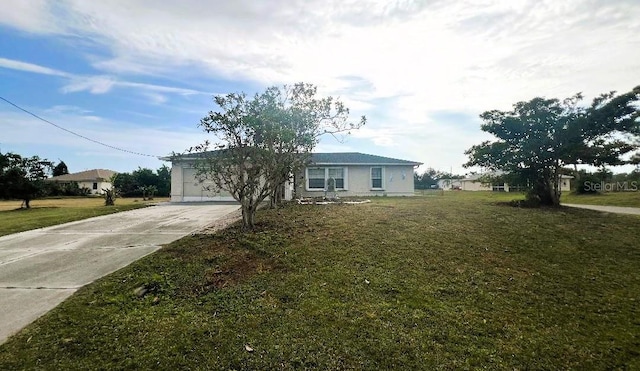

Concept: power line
[[0, 96, 158, 158]]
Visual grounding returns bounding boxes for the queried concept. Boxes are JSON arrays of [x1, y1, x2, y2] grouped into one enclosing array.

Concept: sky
[[0, 0, 639, 175]]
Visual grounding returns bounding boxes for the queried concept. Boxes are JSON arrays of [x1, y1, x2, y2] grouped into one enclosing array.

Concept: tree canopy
[[465, 86, 640, 206], [0, 152, 53, 208], [112, 165, 171, 198], [191, 83, 366, 229], [52, 161, 69, 177]]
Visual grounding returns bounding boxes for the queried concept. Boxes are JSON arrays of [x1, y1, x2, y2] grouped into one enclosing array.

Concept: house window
[[92, 182, 98, 190], [306, 167, 347, 191], [371, 167, 383, 189], [328, 168, 344, 189], [307, 168, 326, 189]]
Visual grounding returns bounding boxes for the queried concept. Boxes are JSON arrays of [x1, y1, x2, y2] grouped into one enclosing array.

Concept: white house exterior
[[48, 169, 116, 195], [439, 173, 572, 192], [162, 152, 422, 202], [298, 153, 422, 198]]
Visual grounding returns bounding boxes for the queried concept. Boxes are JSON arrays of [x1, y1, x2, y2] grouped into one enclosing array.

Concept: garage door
[[182, 168, 236, 202]]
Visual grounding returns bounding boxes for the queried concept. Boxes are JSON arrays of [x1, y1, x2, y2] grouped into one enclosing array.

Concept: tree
[[112, 172, 138, 196], [0, 152, 53, 208], [52, 161, 69, 176], [139, 185, 158, 200], [156, 165, 171, 197], [112, 167, 170, 197], [465, 86, 640, 206], [192, 83, 365, 229], [104, 174, 118, 206]]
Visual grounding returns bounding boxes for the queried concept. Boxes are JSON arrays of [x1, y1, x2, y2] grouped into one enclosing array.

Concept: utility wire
[[0, 96, 158, 158]]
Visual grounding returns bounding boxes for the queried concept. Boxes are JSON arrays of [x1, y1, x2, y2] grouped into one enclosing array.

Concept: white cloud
[[0, 57, 71, 77], [0, 57, 210, 97], [1, 0, 639, 172], [62, 75, 117, 94], [0, 1, 61, 34]]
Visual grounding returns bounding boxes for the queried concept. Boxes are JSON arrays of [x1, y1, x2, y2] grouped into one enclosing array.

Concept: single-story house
[[48, 169, 116, 195], [298, 152, 422, 198], [438, 173, 572, 192], [162, 152, 422, 202]]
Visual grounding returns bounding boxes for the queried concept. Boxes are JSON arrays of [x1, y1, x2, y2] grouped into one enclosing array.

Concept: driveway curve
[[0, 203, 238, 344]]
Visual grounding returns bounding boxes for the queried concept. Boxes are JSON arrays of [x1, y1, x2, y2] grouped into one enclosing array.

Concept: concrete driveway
[[563, 203, 640, 216], [0, 203, 239, 344]]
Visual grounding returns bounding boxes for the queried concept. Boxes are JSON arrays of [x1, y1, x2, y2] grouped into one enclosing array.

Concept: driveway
[[563, 203, 640, 216], [0, 203, 239, 344]]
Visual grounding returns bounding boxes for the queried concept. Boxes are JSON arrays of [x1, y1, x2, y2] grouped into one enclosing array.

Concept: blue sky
[[1, 0, 639, 175]]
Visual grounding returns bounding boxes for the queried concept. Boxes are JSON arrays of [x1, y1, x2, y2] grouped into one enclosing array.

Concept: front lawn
[[1, 193, 639, 369], [0, 197, 168, 236]]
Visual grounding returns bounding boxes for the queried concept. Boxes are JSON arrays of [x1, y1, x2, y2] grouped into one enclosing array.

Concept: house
[[298, 153, 422, 198], [48, 169, 116, 195], [162, 152, 422, 202], [439, 172, 572, 192]]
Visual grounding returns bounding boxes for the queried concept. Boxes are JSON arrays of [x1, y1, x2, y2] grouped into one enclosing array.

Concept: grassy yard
[[1, 193, 639, 369], [562, 191, 640, 208], [0, 197, 168, 237]]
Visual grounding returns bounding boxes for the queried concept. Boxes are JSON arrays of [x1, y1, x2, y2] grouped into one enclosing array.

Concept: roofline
[[47, 178, 111, 182], [161, 156, 423, 166], [311, 162, 423, 166]]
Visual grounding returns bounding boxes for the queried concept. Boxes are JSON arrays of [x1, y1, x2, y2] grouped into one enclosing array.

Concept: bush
[[574, 173, 600, 194]]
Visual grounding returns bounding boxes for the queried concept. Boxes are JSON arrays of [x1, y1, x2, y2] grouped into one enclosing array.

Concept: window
[[328, 168, 344, 189], [307, 168, 326, 190], [92, 182, 98, 190], [371, 167, 383, 189], [306, 167, 347, 191]]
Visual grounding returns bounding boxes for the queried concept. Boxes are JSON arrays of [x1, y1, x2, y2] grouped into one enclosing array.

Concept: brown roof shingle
[[49, 169, 117, 182]]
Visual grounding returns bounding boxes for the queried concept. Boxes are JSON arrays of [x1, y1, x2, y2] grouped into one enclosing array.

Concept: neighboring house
[[48, 169, 116, 195], [439, 172, 572, 192], [162, 152, 422, 202]]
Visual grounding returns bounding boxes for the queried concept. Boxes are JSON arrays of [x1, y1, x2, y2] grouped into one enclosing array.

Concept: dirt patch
[[297, 197, 371, 205], [199, 208, 242, 234]]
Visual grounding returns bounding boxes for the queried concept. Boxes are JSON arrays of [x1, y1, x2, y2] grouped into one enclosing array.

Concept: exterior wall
[[298, 165, 416, 198], [76, 181, 112, 195], [170, 161, 293, 202], [459, 180, 491, 191], [453, 178, 571, 192], [170, 162, 236, 202]]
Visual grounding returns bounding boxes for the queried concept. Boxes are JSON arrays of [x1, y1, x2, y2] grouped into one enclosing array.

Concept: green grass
[[562, 191, 640, 208], [0, 197, 167, 236], [1, 193, 639, 369]]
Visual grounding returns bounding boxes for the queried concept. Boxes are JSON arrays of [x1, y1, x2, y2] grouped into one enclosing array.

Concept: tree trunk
[[241, 202, 256, 230], [529, 172, 561, 207], [23, 198, 31, 209], [269, 188, 277, 209]]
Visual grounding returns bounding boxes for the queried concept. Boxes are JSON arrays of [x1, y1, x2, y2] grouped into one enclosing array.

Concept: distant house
[[439, 172, 572, 192], [162, 152, 422, 202], [48, 169, 117, 195]]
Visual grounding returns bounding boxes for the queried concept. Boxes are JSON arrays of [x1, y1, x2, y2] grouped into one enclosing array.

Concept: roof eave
[[311, 162, 423, 166]]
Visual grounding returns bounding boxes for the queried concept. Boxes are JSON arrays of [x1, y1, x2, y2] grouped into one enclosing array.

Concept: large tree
[[0, 152, 53, 208], [52, 160, 69, 176], [112, 166, 171, 197], [192, 83, 365, 229], [465, 86, 640, 206]]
